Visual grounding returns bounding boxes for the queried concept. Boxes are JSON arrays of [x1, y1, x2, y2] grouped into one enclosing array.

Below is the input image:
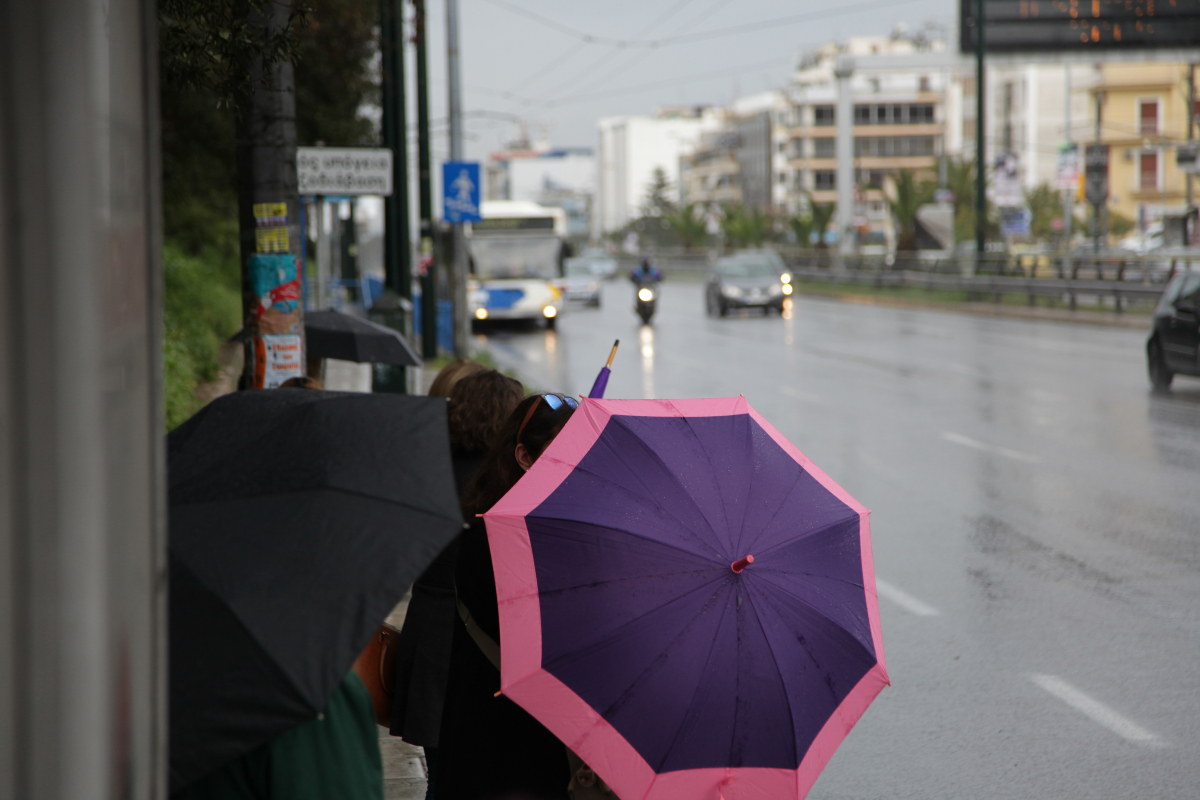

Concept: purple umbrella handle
[[588, 367, 610, 399], [587, 340, 619, 399]]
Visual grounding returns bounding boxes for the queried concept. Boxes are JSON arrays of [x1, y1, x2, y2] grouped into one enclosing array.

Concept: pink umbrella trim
[[485, 396, 889, 800]]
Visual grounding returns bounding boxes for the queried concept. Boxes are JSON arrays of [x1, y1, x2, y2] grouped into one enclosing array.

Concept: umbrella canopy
[[484, 397, 888, 800], [305, 308, 421, 366], [168, 389, 462, 791]]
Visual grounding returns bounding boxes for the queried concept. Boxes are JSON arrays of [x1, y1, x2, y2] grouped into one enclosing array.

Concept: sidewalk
[[381, 595, 430, 799]]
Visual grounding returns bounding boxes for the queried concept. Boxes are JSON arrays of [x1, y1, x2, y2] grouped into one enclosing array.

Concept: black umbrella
[[167, 389, 461, 791], [305, 308, 421, 366]]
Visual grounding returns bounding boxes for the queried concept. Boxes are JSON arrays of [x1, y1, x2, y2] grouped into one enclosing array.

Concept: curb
[[793, 289, 1153, 330]]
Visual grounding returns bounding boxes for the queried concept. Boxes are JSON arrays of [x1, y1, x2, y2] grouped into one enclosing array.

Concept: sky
[[413, 0, 961, 162]]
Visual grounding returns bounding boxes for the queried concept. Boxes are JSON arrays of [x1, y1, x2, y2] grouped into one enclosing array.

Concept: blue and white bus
[[466, 201, 567, 328]]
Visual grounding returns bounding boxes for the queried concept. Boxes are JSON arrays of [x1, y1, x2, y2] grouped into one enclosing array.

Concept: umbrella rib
[[654, 584, 736, 773], [733, 454, 808, 558], [660, 403, 736, 539], [739, 583, 799, 761], [525, 516, 729, 571], [752, 509, 861, 560], [749, 571, 877, 656]]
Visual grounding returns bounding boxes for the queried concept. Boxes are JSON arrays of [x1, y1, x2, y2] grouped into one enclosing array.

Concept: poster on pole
[[442, 161, 481, 223], [1056, 144, 1080, 190], [1085, 145, 1110, 206], [993, 152, 1023, 208]]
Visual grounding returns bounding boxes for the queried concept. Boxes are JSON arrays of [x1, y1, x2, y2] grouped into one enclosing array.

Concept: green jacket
[[175, 672, 383, 800]]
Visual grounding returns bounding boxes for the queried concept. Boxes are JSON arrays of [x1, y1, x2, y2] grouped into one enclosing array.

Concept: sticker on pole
[[442, 161, 481, 223]]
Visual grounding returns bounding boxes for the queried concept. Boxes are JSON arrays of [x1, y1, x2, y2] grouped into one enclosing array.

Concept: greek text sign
[[297, 147, 393, 196]]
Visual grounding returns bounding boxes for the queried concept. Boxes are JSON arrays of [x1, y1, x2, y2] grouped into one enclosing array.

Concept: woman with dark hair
[[436, 393, 579, 800], [390, 370, 525, 797]]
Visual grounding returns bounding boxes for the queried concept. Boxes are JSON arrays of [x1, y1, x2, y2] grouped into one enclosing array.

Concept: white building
[[596, 107, 723, 234], [486, 147, 596, 238]]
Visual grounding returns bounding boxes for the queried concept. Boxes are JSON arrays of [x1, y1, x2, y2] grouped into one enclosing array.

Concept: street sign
[[442, 161, 481, 223], [297, 147, 393, 196], [1177, 142, 1200, 174], [1085, 144, 1110, 206], [960, 0, 1200, 52], [1000, 207, 1031, 237], [1056, 144, 1080, 190]]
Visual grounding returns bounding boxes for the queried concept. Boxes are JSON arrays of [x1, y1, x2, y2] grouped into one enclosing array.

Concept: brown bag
[[352, 622, 401, 727]]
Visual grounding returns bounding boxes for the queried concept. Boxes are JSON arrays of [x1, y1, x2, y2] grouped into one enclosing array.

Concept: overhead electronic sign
[[960, 0, 1200, 52]]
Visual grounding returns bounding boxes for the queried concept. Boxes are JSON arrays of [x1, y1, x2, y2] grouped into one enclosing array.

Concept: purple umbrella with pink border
[[484, 396, 889, 800]]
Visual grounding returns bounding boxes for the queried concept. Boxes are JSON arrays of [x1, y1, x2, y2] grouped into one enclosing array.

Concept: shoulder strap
[[455, 594, 501, 670]]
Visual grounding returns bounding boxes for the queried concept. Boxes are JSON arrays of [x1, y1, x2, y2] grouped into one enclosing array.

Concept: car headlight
[[588, 282, 598, 292], [780, 272, 792, 284], [637, 287, 654, 302], [721, 285, 742, 298], [782, 283, 794, 295], [768, 283, 783, 296]]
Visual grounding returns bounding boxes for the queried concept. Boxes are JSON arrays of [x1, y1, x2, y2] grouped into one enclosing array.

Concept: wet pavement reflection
[[476, 278, 1200, 798]]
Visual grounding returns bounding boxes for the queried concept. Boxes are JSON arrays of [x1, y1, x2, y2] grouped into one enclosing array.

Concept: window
[[814, 105, 835, 126], [814, 170, 836, 190], [854, 136, 935, 157], [919, 75, 931, 93], [789, 137, 805, 158], [854, 105, 872, 124], [1139, 100, 1159, 136], [1140, 151, 1158, 191], [813, 138, 835, 158], [911, 103, 935, 123], [778, 172, 788, 184]]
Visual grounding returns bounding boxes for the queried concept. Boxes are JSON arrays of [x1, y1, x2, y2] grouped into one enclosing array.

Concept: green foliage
[[1024, 183, 1062, 242], [640, 167, 675, 217], [721, 205, 770, 248], [295, 0, 380, 146], [163, 245, 241, 429], [889, 169, 935, 250], [811, 202, 836, 248], [662, 203, 708, 250], [789, 214, 814, 247], [159, 0, 312, 109], [1107, 209, 1136, 238]]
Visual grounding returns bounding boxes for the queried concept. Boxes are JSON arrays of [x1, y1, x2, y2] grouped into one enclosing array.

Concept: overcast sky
[[413, 0, 960, 162]]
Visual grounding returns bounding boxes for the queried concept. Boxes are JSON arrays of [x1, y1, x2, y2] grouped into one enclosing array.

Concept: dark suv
[[1147, 270, 1200, 390]]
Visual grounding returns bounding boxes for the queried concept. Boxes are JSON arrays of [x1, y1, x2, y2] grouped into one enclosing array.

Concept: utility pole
[[1188, 63, 1195, 210], [375, 0, 412, 392], [1093, 89, 1104, 253], [834, 55, 855, 270], [974, 0, 987, 269], [237, 0, 305, 389], [447, 0, 471, 357], [414, 0, 439, 359], [1063, 65, 1073, 248]]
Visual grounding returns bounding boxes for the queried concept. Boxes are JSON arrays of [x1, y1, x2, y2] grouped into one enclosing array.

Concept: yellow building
[[1090, 63, 1196, 229]]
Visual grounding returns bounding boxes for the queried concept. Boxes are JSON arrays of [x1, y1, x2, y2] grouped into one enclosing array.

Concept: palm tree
[[789, 214, 814, 248], [889, 169, 935, 250], [721, 205, 770, 248], [810, 202, 836, 249], [663, 203, 708, 251]]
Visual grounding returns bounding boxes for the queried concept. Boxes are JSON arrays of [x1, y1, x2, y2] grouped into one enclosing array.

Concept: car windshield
[[717, 259, 777, 278], [565, 263, 593, 277]]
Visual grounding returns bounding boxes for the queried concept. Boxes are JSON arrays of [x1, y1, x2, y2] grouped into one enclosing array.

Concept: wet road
[[476, 278, 1200, 799]]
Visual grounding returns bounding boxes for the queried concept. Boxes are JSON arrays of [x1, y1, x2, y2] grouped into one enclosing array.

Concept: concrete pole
[[447, 0, 471, 357], [414, 0, 440, 359], [1, 0, 166, 796], [834, 55, 855, 268], [1188, 63, 1195, 210], [1063, 65, 1073, 248]]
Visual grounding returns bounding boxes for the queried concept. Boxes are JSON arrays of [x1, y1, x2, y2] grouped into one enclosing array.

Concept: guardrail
[[611, 249, 1200, 312]]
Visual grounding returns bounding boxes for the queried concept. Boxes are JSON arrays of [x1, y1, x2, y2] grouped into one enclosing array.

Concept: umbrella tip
[[731, 554, 754, 573]]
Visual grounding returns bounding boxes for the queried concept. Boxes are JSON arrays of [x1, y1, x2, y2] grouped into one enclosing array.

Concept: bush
[[163, 243, 241, 429]]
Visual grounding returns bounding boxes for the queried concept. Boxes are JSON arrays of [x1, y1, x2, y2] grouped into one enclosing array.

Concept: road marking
[[874, 579, 940, 616], [1030, 674, 1164, 746], [779, 385, 823, 404], [941, 432, 1041, 464]]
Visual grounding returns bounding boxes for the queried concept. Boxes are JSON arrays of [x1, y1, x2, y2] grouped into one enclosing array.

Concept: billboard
[[961, 0, 1200, 52]]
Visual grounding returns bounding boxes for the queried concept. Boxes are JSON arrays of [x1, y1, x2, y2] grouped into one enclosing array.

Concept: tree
[[663, 203, 708, 250], [721, 205, 770, 248], [889, 169, 935, 250], [811, 202, 836, 249], [294, 0, 379, 146], [641, 167, 676, 217], [789, 214, 814, 248], [1024, 183, 1061, 242]]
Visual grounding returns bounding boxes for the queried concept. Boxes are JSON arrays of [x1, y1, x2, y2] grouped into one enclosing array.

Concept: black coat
[[434, 518, 570, 800], [388, 450, 484, 746]]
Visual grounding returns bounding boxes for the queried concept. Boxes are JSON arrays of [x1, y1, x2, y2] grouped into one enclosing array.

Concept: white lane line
[[779, 385, 823, 404], [1030, 674, 1164, 746], [941, 432, 1041, 464], [874, 579, 940, 616]]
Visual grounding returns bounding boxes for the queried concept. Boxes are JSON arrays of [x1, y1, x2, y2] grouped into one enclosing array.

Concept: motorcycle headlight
[[637, 287, 654, 302], [722, 284, 742, 298]]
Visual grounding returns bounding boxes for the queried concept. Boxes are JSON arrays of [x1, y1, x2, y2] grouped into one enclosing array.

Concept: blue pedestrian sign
[[442, 161, 481, 223]]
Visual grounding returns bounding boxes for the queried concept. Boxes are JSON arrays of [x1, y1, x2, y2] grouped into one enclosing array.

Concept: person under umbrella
[[436, 393, 580, 800], [167, 390, 463, 798], [389, 369, 525, 798]]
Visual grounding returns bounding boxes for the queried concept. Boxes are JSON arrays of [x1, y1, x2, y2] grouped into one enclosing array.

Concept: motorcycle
[[634, 283, 657, 325]]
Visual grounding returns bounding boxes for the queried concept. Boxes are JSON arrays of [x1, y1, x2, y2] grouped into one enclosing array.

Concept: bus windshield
[[468, 236, 561, 280]]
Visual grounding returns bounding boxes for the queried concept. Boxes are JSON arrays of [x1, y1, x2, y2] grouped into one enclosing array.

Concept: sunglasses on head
[[516, 393, 579, 444]]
